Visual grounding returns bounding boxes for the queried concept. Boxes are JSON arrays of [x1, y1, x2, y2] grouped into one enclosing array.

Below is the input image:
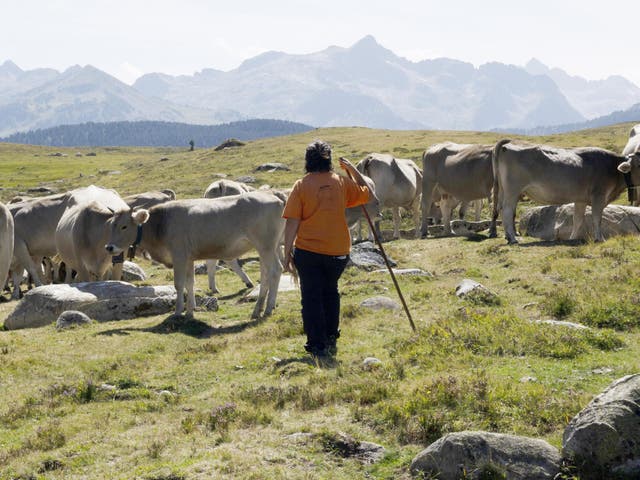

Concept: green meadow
[[0, 123, 638, 479]]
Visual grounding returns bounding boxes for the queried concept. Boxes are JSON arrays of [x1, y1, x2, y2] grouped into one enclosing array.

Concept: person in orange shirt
[[283, 140, 371, 358]]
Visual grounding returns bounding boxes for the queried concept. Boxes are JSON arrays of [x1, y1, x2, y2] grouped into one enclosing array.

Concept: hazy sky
[[2, 0, 638, 86]]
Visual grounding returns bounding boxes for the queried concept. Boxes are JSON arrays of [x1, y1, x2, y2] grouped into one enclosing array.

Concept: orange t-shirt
[[283, 171, 370, 256]]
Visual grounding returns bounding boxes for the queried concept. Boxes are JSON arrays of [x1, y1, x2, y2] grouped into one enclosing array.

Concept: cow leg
[[474, 199, 483, 221], [111, 261, 123, 281], [420, 181, 437, 237], [185, 260, 196, 317], [570, 203, 587, 240], [172, 259, 187, 316], [254, 249, 281, 318], [412, 203, 421, 238], [10, 269, 23, 300], [590, 197, 607, 242], [228, 258, 253, 289], [459, 201, 468, 220], [206, 259, 220, 293], [439, 195, 456, 235], [501, 192, 520, 244], [391, 207, 401, 239], [13, 242, 44, 288]]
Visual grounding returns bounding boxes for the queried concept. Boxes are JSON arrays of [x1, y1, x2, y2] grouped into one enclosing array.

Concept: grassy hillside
[[0, 123, 639, 479]]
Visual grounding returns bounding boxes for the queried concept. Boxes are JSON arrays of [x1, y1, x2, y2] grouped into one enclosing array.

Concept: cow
[[124, 190, 176, 210], [356, 153, 422, 239], [345, 174, 381, 241], [491, 139, 640, 244], [622, 125, 640, 205], [420, 142, 495, 237], [8, 192, 73, 298], [204, 179, 254, 199], [105, 191, 286, 318], [201, 179, 258, 293], [0, 202, 14, 297], [55, 185, 129, 282]]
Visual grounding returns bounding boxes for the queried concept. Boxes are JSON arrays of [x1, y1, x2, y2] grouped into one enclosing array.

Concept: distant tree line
[[0, 119, 314, 147]]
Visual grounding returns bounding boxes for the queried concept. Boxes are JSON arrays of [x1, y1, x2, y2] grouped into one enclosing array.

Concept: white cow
[[55, 185, 129, 282], [203, 179, 259, 293], [9, 192, 73, 298], [0, 202, 14, 296], [124, 190, 176, 210], [623, 125, 640, 205], [356, 153, 422, 239], [105, 191, 286, 318], [421, 142, 495, 237], [491, 139, 640, 243]]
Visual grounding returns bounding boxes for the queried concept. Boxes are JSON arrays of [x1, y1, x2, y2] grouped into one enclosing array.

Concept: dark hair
[[305, 140, 332, 172]]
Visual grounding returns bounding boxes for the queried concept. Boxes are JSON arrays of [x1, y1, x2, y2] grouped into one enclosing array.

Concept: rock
[[450, 219, 494, 236], [534, 319, 590, 330], [373, 268, 432, 276], [56, 310, 92, 329], [215, 138, 245, 151], [27, 186, 56, 194], [235, 175, 256, 184], [121, 261, 146, 282], [320, 432, 386, 464], [520, 204, 640, 241], [254, 162, 290, 172], [3, 281, 177, 330], [349, 241, 397, 270], [86, 152, 97, 156], [360, 296, 400, 310], [197, 296, 219, 311], [563, 374, 640, 479], [410, 431, 561, 480], [244, 274, 297, 301], [455, 279, 500, 305], [363, 357, 383, 369], [194, 263, 208, 275]]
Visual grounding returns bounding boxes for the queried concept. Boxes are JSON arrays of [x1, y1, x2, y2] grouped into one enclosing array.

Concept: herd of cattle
[[1, 124, 639, 319]]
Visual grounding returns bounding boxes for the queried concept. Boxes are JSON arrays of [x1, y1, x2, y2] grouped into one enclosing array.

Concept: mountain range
[[2, 35, 640, 138]]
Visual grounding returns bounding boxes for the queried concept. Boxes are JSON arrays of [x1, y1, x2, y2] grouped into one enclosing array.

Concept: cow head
[[617, 147, 640, 179], [105, 208, 150, 255]]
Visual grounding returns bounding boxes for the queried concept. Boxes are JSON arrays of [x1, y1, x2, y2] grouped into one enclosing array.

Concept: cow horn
[[107, 206, 115, 214]]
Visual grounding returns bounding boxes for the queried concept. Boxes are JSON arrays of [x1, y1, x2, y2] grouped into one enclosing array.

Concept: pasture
[[0, 124, 639, 479]]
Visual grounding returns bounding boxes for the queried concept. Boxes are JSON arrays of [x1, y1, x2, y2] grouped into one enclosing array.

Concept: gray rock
[[244, 274, 297, 301], [349, 241, 397, 270], [56, 310, 92, 329], [197, 296, 219, 311], [194, 263, 208, 275], [254, 162, 290, 172], [520, 204, 640, 241], [410, 431, 561, 480], [27, 186, 56, 194], [363, 357, 383, 369], [320, 432, 385, 464], [4, 281, 176, 330], [455, 279, 499, 305], [235, 175, 256, 184], [534, 319, 590, 330], [563, 374, 640, 479], [121, 261, 146, 282], [360, 296, 400, 310], [373, 268, 432, 276], [450, 219, 494, 236]]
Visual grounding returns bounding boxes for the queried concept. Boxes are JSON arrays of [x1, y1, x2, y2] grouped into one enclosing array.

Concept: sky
[[1, 0, 639, 86]]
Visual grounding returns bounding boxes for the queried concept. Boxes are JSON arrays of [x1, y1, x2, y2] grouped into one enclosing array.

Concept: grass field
[[0, 123, 639, 479]]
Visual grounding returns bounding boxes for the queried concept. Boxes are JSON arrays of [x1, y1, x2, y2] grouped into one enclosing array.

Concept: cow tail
[[491, 139, 511, 234]]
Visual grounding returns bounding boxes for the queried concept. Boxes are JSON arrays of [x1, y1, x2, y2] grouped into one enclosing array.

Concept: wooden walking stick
[[341, 157, 417, 332]]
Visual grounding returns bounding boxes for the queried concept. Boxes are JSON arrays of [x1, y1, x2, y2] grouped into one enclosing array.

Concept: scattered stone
[[86, 152, 97, 156], [75, 152, 83, 157], [212, 173, 228, 178], [258, 184, 272, 190], [455, 279, 500, 305], [520, 204, 640, 241], [159, 157, 170, 161], [363, 357, 383, 369], [410, 431, 561, 480], [27, 186, 56, 194], [360, 296, 400, 310], [592, 367, 614, 375], [195, 263, 208, 275], [373, 268, 432, 276], [244, 274, 297, 301], [320, 432, 386, 465], [235, 175, 256, 184], [450, 219, 494, 236], [99, 383, 116, 391], [534, 319, 590, 330], [349, 241, 397, 270], [563, 374, 640, 479], [254, 162, 290, 172], [121, 261, 146, 282], [520, 376, 538, 383], [215, 138, 245, 151], [56, 310, 92, 330], [197, 296, 219, 311], [4, 281, 177, 330]]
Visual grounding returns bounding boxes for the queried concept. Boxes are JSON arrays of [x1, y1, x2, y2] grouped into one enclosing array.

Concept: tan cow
[[55, 185, 129, 282], [421, 142, 495, 237], [345, 174, 381, 241], [356, 153, 422, 239], [124, 190, 176, 210], [8, 192, 72, 298], [0, 202, 14, 296], [622, 125, 640, 205], [491, 139, 640, 244], [105, 191, 286, 318]]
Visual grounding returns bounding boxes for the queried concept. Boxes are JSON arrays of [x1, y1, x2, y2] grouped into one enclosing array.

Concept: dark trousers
[[293, 248, 349, 351]]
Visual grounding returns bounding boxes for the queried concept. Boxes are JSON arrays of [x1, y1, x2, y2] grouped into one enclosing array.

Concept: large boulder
[[3, 281, 176, 330], [410, 431, 561, 480], [563, 374, 640, 479], [519, 204, 640, 241]]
